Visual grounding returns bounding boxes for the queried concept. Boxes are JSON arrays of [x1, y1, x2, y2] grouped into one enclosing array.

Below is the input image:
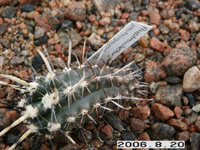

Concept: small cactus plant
[[0, 44, 148, 149]]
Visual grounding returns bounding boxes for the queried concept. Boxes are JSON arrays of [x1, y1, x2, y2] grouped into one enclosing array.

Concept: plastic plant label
[[86, 21, 152, 66]]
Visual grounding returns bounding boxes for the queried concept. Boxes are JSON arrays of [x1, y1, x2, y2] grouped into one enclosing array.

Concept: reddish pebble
[[149, 9, 161, 25], [131, 105, 150, 120], [88, 14, 96, 22], [137, 132, 150, 140], [174, 106, 183, 118], [150, 37, 164, 52], [121, 13, 129, 19], [179, 29, 190, 41], [168, 118, 188, 131], [101, 125, 113, 136], [99, 17, 111, 25], [118, 109, 129, 120], [118, 19, 126, 25], [176, 131, 190, 141], [5, 110, 18, 122], [144, 60, 166, 82], [152, 103, 174, 121], [22, 141, 30, 150], [194, 117, 200, 132], [65, 2, 86, 21], [130, 118, 146, 134], [54, 44, 62, 54]]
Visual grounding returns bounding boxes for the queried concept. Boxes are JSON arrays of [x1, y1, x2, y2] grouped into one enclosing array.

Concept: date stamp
[[117, 141, 185, 149]]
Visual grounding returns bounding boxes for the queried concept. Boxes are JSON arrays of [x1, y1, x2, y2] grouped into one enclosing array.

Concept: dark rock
[[32, 54, 43, 70], [61, 20, 72, 30], [191, 133, 200, 150], [5, 134, 18, 145], [141, 0, 149, 5], [0, 24, 7, 35], [121, 131, 137, 140], [185, 93, 195, 107], [148, 123, 175, 140], [1, 7, 17, 18], [104, 112, 124, 132], [48, 16, 60, 30], [162, 47, 197, 76], [130, 118, 146, 134], [73, 128, 92, 143], [165, 76, 181, 84], [186, 0, 200, 10], [20, 3, 35, 12], [34, 34, 48, 46], [155, 85, 183, 107]]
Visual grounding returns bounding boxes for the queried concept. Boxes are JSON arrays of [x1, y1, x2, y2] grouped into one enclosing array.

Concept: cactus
[[0, 45, 148, 150]]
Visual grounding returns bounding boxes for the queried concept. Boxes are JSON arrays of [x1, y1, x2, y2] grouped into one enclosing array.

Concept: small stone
[[105, 112, 124, 132], [155, 85, 183, 107], [0, 56, 4, 71], [176, 131, 190, 141], [0, 24, 7, 35], [0, 38, 10, 48], [149, 9, 161, 25], [88, 33, 105, 48], [179, 29, 190, 41], [10, 57, 24, 65], [162, 47, 197, 76], [20, 3, 35, 12], [159, 24, 169, 34], [0, 0, 12, 6], [5, 111, 18, 122], [152, 103, 174, 121], [165, 76, 181, 84], [32, 54, 43, 70], [34, 15, 51, 32], [90, 139, 103, 148], [195, 33, 200, 44], [189, 21, 199, 32], [99, 17, 111, 25], [137, 132, 150, 140], [121, 131, 137, 140], [191, 133, 200, 150], [118, 109, 129, 120], [61, 20, 72, 30], [149, 123, 175, 140], [185, 93, 195, 107], [192, 104, 200, 113], [174, 106, 183, 118], [34, 34, 48, 46], [58, 29, 82, 49], [101, 125, 113, 136], [61, 0, 70, 6], [34, 26, 45, 40], [59, 144, 79, 150], [1, 7, 17, 18], [168, 118, 188, 131], [150, 37, 164, 52], [65, 2, 86, 21], [131, 105, 150, 120], [121, 13, 129, 19], [138, 34, 149, 47], [169, 22, 179, 32], [134, 53, 145, 63], [144, 60, 166, 82], [48, 16, 60, 30], [93, 0, 117, 14], [20, 0, 42, 5], [186, 0, 200, 10], [194, 117, 200, 132], [130, 118, 145, 134], [183, 66, 200, 92], [141, 0, 149, 5]]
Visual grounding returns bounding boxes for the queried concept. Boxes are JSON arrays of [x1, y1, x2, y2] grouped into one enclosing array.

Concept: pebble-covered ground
[[0, 0, 200, 149]]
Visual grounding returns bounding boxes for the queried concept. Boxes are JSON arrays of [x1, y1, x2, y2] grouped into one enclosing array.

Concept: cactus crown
[[0, 45, 148, 150]]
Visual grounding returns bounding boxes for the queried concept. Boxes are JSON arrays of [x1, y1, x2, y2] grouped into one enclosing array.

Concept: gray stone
[[34, 26, 45, 39], [155, 85, 183, 107], [58, 29, 82, 50], [191, 133, 200, 150]]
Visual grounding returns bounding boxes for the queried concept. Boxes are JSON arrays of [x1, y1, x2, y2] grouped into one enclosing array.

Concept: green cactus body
[[0, 49, 147, 150]]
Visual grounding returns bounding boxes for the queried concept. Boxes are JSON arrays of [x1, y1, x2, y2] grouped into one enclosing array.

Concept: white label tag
[[86, 21, 152, 66]]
